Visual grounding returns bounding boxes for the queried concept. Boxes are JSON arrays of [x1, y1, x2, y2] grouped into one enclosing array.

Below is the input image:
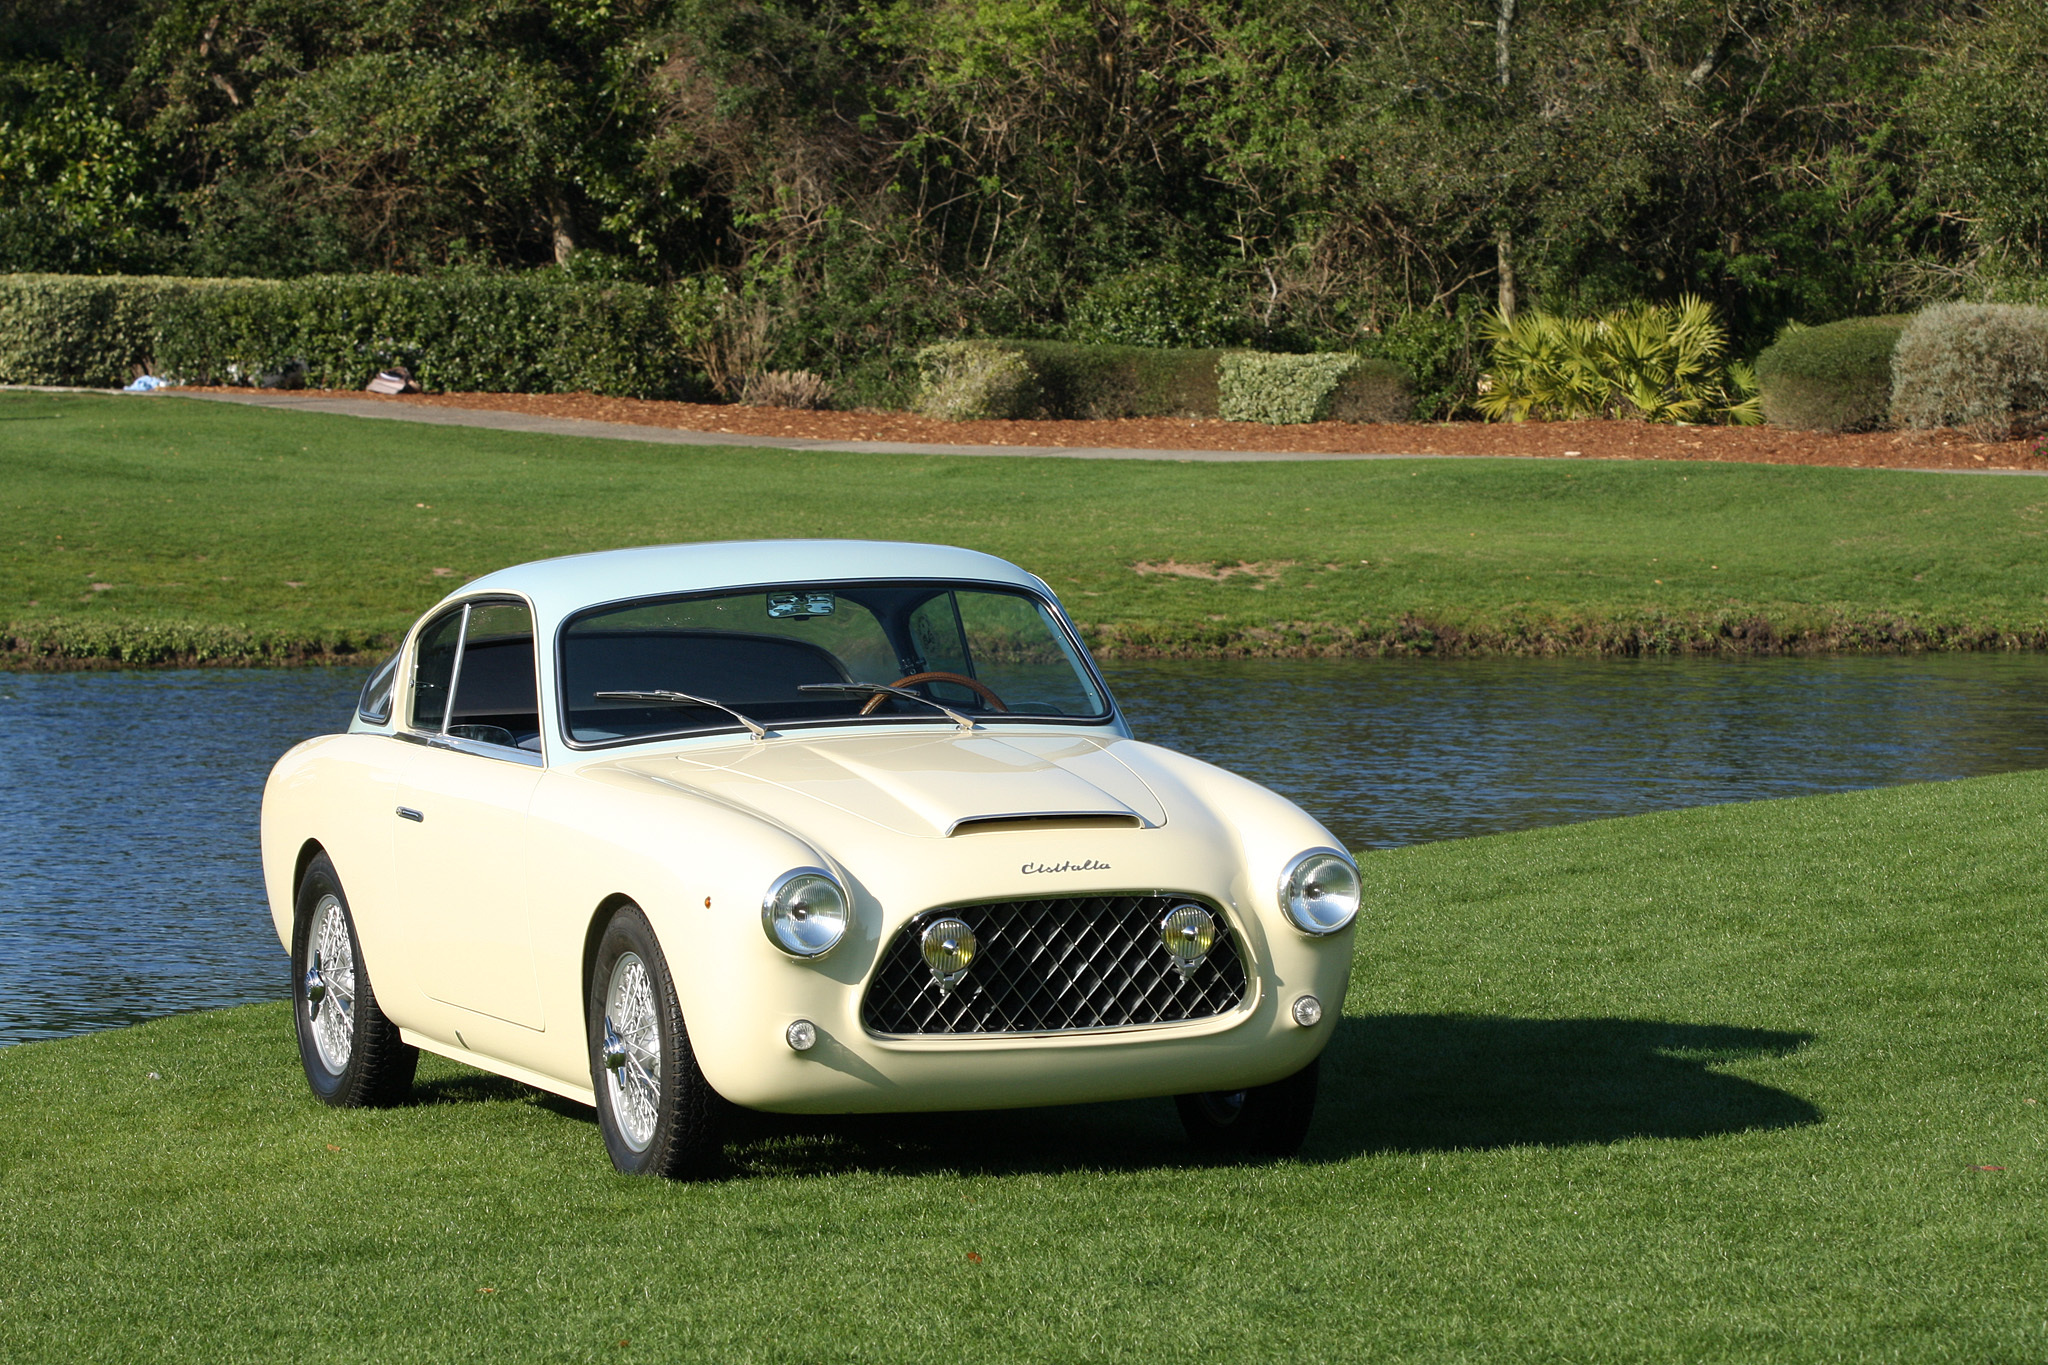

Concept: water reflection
[[0, 668, 364, 1045], [2, 655, 2045, 1045], [1112, 655, 2048, 849]]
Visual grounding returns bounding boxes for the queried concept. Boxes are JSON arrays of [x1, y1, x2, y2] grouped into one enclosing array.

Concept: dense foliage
[[0, 272, 688, 394], [1754, 316, 1906, 431], [4, 0, 2040, 401], [1476, 297, 1760, 424]]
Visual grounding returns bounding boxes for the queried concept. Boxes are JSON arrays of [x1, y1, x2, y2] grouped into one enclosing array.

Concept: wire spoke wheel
[[306, 893, 358, 1074], [602, 953, 663, 1152], [291, 853, 417, 1108], [586, 903, 720, 1177]]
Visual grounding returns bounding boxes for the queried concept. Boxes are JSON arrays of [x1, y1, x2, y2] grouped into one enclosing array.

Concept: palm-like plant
[[1478, 295, 1762, 425]]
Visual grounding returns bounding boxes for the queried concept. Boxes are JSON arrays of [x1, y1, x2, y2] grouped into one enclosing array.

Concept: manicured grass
[[5, 390, 2048, 661], [2, 772, 2043, 1361]]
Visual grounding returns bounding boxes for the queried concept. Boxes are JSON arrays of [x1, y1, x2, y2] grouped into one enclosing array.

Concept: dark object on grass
[[1176, 1057, 1320, 1155], [259, 360, 307, 390], [1754, 316, 1905, 432], [366, 365, 417, 395]]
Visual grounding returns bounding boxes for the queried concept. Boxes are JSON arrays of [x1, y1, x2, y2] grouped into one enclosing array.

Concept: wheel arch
[[580, 893, 641, 1021], [292, 838, 329, 904]]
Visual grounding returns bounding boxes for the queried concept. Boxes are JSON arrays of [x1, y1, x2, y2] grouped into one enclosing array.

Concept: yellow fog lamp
[[920, 918, 977, 993], [1160, 904, 1217, 980]]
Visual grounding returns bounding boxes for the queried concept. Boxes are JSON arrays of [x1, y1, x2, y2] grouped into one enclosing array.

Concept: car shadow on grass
[[703, 1014, 1820, 1179], [1314, 1014, 1820, 1156]]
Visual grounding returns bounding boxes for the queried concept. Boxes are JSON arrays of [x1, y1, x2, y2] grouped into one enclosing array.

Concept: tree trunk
[[1496, 225, 1517, 319], [547, 189, 579, 265], [1496, 0, 1516, 90]]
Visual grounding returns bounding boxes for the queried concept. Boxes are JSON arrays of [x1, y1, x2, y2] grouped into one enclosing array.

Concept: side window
[[356, 652, 399, 725], [447, 601, 540, 750], [409, 609, 465, 732]]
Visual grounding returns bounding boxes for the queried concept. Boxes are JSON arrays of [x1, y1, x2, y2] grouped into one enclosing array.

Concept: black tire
[[587, 904, 721, 1177], [292, 852, 417, 1107], [1175, 1057, 1319, 1157]]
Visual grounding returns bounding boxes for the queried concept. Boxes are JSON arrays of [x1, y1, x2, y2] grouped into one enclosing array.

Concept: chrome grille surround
[[861, 893, 1249, 1037]]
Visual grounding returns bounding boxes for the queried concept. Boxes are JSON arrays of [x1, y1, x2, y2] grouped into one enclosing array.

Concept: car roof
[[448, 540, 1051, 624]]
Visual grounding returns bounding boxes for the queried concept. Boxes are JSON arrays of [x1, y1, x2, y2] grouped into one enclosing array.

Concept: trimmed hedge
[[0, 272, 697, 397], [911, 340, 1413, 424], [912, 339, 1219, 421], [912, 341, 1042, 421], [1218, 352, 1414, 424], [0, 275, 194, 388], [1754, 316, 1906, 431], [1890, 302, 2048, 439], [1005, 341, 1225, 419]]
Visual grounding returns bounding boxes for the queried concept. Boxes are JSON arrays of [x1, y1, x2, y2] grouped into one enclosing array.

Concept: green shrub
[[1066, 265, 1248, 349], [1477, 296, 1760, 424], [1359, 303, 1483, 421], [1217, 352, 1414, 424], [0, 275, 198, 386], [1005, 341, 1225, 419], [1754, 316, 1906, 431], [0, 617, 388, 667], [1890, 302, 2048, 439], [0, 272, 697, 397], [912, 341, 1042, 420]]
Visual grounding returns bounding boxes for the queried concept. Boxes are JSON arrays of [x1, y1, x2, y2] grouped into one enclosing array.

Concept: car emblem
[[1020, 858, 1111, 875]]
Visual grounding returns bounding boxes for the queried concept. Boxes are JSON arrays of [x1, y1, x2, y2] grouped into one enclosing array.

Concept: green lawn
[[5, 389, 2048, 662], [2, 771, 2042, 1361]]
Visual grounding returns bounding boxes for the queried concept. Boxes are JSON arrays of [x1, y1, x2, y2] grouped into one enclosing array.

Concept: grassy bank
[[2, 772, 2043, 1361], [5, 389, 2048, 666]]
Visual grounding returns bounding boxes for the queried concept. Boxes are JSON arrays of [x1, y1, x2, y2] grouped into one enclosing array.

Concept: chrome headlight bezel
[[760, 867, 850, 958], [1276, 847, 1361, 936]]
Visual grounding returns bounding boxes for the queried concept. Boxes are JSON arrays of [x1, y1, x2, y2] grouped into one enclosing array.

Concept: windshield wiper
[[593, 690, 768, 741], [797, 682, 978, 732]]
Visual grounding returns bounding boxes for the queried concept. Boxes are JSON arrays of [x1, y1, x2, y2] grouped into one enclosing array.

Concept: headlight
[[761, 868, 850, 957], [1277, 849, 1360, 935]]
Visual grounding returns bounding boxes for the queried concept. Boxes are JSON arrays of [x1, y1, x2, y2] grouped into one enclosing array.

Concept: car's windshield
[[560, 581, 1110, 745]]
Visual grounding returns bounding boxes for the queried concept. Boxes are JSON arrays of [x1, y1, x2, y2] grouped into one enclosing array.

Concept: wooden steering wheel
[[859, 671, 1010, 715]]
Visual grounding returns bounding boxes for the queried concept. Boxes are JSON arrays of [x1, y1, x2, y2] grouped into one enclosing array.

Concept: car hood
[[602, 729, 1171, 839]]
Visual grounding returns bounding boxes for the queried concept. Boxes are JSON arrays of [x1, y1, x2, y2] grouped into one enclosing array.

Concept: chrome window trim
[[356, 652, 400, 725], [397, 591, 545, 766], [552, 576, 1121, 752], [393, 729, 545, 767], [439, 605, 471, 737]]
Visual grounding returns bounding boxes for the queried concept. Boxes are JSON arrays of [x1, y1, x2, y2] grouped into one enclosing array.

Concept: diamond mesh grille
[[861, 895, 1248, 1036]]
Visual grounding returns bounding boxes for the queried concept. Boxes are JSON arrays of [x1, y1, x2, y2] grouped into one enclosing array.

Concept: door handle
[[396, 807, 424, 823]]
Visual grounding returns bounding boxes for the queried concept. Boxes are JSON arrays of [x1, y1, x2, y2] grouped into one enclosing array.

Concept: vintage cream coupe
[[261, 540, 1360, 1176]]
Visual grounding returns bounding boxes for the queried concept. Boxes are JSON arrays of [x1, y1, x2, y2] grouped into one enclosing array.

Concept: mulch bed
[[218, 388, 2048, 472]]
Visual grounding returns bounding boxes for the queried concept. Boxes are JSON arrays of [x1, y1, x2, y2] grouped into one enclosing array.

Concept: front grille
[[861, 894, 1248, 1036]]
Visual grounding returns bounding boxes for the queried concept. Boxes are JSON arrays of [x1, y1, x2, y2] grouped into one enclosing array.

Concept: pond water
[[4, 655, 2047, 1046]]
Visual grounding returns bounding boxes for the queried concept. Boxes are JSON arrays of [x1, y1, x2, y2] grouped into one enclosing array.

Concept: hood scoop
[[949, 813, 1145, 837]]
